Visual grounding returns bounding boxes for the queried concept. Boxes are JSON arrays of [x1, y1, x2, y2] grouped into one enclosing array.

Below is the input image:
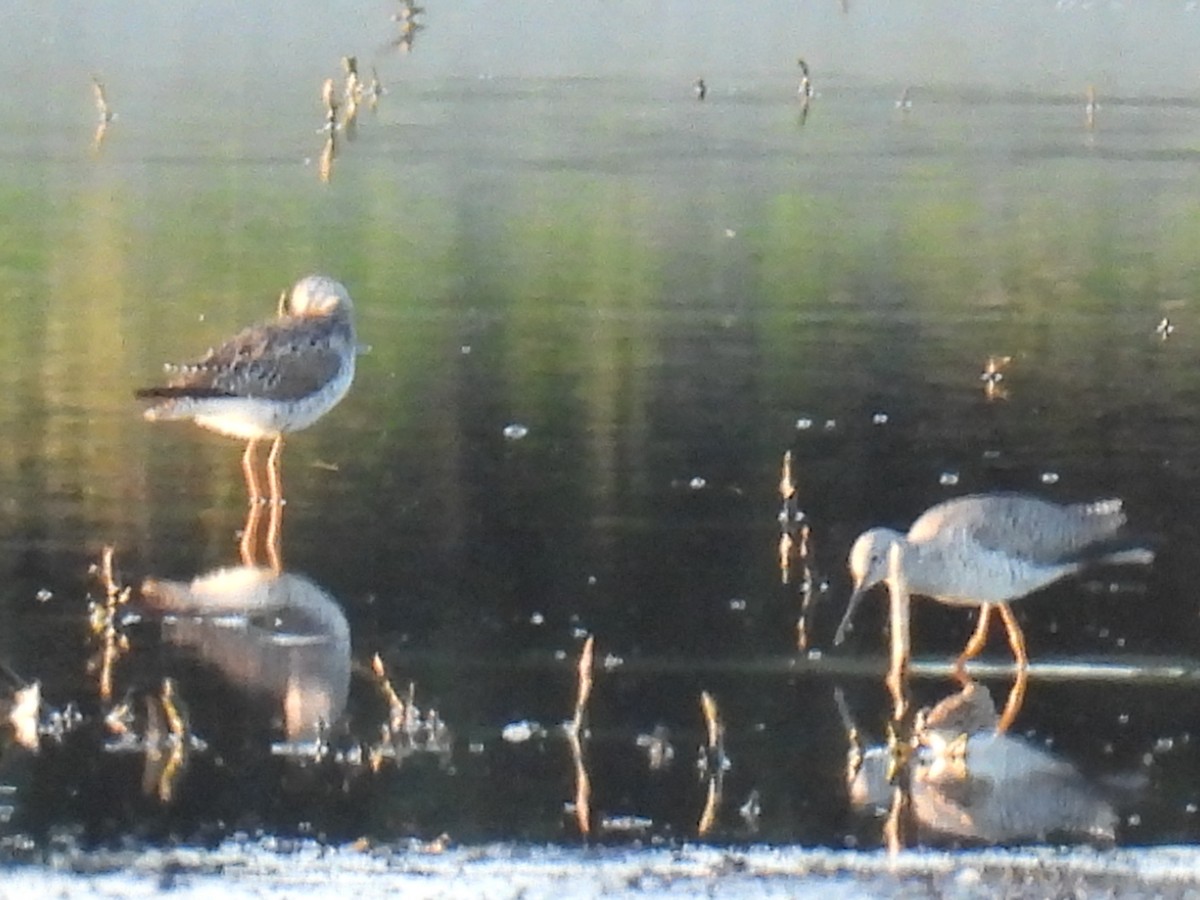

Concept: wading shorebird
[[833, 493, 1154, 672], [136, 275, 357, 506]]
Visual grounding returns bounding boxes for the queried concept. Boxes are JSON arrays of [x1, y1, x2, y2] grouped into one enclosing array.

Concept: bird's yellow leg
[[242, 438, 262, 505], [266, 434, 285, 506], [996, 602, 1029, 671], [953, 603, 994, 679]]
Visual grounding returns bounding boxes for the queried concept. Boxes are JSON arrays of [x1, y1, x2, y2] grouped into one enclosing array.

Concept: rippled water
[[4, 0, 1200, 861]]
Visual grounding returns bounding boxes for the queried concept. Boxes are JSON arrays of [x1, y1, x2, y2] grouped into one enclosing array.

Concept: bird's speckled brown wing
[[163, 318, 348, 402], [906, 493, 1126, 565]]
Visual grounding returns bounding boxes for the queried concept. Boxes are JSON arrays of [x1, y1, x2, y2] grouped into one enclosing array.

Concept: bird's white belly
[[193, 359, 355, 439], [913, 548, 1076, 607]]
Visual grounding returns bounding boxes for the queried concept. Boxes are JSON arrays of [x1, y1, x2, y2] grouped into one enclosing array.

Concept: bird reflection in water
[[838, 682, 1143, 849], [140, 565, 352, 753]]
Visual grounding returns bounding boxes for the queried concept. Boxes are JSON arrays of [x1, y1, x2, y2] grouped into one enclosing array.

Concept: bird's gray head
[[848, 527, 902, 595], [834, 527, 903, 645], [283, 274, 353, 319]]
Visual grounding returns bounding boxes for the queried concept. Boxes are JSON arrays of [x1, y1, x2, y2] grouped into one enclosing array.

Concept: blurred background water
[[2, 0, 1200, 854]]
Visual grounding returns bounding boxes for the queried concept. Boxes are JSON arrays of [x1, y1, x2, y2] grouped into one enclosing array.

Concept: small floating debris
[[90, 75, 114, 150], [895, 86, 913, 111], [389, 0, 426, 54], [688, 476, 707, 490], [739, 789, 762, 831], [320, 77, 339, 132], [2, 675, 40, 752], [91, 75, 115, 124], [980, 355, 1011, 385], [367, 67, 385, 110], [939, 471, 960, 486], [501, 720, 544, 743], [1040, 471, 1060, 485], [797, 57, 813, 101], [872, 412, 889, 425], [636, 725, 675, 771], [35, 588, 52, 603], [980, 354, 1012, 401], [823, 419, 837, 431], [529, 612, 544, 625], [1156, 317, 1175, 340], [502, 423, 529, 441], [599, 815, 654, 834], [694, 77, 707, 101], [795, 417, 813, 430]]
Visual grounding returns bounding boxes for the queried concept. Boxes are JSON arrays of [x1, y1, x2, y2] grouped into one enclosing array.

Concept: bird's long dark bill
[[833, 586, 869, 646]]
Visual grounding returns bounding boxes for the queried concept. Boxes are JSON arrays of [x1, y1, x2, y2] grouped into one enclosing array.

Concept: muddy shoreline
[[7, 841, 1200, 899]]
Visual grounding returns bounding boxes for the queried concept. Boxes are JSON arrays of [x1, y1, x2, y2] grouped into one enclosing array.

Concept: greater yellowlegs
[[834, 493, 1154, 671], [137, 274, 357, 505]]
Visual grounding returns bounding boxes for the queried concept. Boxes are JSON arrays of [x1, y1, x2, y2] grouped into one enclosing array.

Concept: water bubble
[[689, 476, 707, 490], [468, 742, 485, 754], [460, 345, 472, 355], [939, 472, 960, 486], [503, 423, 529, 440], [1127, 813, 1142, 827], [728, 598, 747, 611], [1154, 736, 1175, 753], [806, 649, 823, 660], [795, 417, 813, 430], [571, 626, 589, 639], [602, 654, 624, 671], [35, 588, 52, 603], [724, 228, 737, 238], [553, 649, 567, 661], [823, 419, 837, 431], [871, 413, 889, 425], [1187, 803, 1198, 815], [586, 575, 597, 586], [529, 612, 545, 625], [1040, 471, 1060, 485], [1118, 712, 1130, 725]]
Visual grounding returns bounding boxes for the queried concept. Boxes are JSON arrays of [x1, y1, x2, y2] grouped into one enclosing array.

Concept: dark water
[[4, 0, 1200, 861]]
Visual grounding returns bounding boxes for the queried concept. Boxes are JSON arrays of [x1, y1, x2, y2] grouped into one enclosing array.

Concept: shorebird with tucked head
[[137, 274, 357, 506]]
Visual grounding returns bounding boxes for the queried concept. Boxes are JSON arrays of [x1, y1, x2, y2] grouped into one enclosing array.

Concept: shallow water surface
[[3, 0, 1200, 862]]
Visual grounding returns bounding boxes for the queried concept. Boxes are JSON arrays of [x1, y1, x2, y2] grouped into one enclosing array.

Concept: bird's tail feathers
[[135, 386, 235, 400], [1064, 536, 1156, 568]]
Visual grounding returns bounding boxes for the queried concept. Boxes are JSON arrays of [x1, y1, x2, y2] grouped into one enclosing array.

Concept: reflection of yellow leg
[[242, 439, 262, 505], [996, 660, 1028, 734], [953, 603, 993, 678], [266, 434, 284, 505], [266, 492, 283, 574], [996, 603, 1028, 670], [239, 500, 262, 567]]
